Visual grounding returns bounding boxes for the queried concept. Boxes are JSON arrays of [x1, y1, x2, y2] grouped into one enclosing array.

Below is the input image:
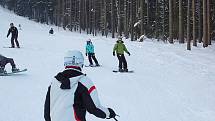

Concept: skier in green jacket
[[113, 37, 130, 72]]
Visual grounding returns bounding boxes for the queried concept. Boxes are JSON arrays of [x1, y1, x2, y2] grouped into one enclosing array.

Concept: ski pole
[[113, 114, 120, 121], [114, 117, 118, 121]]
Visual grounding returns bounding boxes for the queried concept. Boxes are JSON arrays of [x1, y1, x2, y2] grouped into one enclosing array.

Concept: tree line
[[0, 0, 214, 50]]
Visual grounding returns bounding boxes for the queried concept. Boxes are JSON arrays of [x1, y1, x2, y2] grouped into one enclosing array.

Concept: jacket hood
[[55, 69, 84, 89]]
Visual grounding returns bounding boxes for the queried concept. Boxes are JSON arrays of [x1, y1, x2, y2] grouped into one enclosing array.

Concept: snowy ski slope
[[0, 7, 215, 121]]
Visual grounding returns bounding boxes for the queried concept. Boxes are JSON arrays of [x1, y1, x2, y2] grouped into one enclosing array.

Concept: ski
[[85, 65, 101, 67], [112, 70, 134, 73], [0, 68, 27, 76], [3, 46, 22, 48]]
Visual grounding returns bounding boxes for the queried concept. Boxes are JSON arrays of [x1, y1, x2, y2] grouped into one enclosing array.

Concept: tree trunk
[[79, 0, 82, 33], [179, 0, 184, 43], [162, 0, 167, 42], [146, 0, 150, 36], [203, 0, 208, 47], [169, 0, 173, 43], [140, 0, 144, 39], [187, 0, 191, 50], [117, 0, 122, 36], [69, 0, 73, 31], [130, 0, 135, 41], [74, 0, 77, 31], [111, 0, 115, 38], [207, 0, 211, 45], [155, 0, 159, 39], [198, 0, 203, 43], [124, 0, 129, 39], [192, 0, 197, 46]]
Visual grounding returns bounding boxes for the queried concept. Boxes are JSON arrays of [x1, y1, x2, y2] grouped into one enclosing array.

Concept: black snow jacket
[[7, 26, 18, 38]]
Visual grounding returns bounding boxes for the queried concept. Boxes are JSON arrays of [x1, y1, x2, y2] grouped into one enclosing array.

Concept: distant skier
[[85, 39, 100, 66], [18, 24, 22, 30], [44, 50, 117, 121], [0, 54, 20, 74], [7, 23, 20, 48], [113, 37, 130, 72], [49, 28, 54, 34]]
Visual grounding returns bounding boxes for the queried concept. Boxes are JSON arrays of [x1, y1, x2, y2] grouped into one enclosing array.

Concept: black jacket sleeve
[[44, 86, 51, 121], [78, 83, 106, 118], [82, 91, 106, 118], [7, 29, 11, 37]]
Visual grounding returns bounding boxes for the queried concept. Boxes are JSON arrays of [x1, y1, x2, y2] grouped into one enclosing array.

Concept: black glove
[[85, 53, 87, 56], [108, 108, 116, 119], [113, 52, 115, 56], [127, 52, 130, 56]]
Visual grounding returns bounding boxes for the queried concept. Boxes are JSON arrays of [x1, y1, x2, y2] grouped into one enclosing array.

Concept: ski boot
[[0, 67, 7, 74], [119, 68, 124, 72], [12, 67, 20, 73], [95, 63, 100, 67], [124, 69, 128, 72]]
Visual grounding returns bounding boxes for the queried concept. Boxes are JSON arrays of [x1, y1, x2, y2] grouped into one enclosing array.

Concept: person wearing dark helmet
[[44, 50, 116, 121], [7, 23, 20, 48], [113, 37, 130, 72]]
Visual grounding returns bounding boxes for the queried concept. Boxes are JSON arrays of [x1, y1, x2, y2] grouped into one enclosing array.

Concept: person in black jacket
[[7, 23, 20, 48], [49, 28, 54, 34], [44, 50, 116, 121], [0, 54, 19, 74]]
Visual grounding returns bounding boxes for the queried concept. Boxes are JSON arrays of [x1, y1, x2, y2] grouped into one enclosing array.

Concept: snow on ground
[[0, 7, 215, 121]]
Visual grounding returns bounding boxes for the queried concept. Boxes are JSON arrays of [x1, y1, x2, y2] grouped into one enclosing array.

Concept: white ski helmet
[[64, 50, 84, 69]]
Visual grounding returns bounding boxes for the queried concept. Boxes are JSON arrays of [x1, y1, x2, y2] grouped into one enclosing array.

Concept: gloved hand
[[85, 53, 87, 56], [108, 108, 116, 119], [127, 52, 130, 56], [113, 52, 115, 56]]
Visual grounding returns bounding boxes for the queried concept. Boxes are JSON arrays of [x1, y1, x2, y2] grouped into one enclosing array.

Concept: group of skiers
[[44, 37, 130, 121], [1, 23, 131, 121], [0, 23, 21, 74], [85, 37, 130, 72]]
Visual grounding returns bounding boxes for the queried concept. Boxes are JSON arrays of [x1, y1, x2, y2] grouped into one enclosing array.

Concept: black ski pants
[[11, 36, 20, 48], [88, 53, 99, 65], [117, 54, 127, 70], [0, 57, 16, 68]]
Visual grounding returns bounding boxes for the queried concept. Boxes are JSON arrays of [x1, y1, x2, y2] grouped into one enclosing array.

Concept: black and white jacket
[[44, 69, 110, 121]]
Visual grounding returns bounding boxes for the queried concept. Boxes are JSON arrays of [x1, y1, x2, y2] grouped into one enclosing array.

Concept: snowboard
[[112, 70, 134, 73], [3, 47, 21, 48], [0, 68, 27, 76], [85, 65, 101, 67]]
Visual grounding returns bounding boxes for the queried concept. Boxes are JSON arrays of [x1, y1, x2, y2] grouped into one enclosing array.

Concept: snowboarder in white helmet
[[44, 50, 117, 121]]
